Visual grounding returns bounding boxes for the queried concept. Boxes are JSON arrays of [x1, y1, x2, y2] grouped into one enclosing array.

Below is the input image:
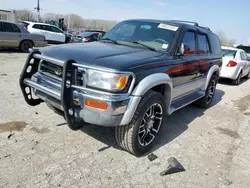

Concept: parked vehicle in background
[[79, 31, 106, 42], [20, 19, 222, 156], [0, 20, 47, 52], [237, 45, 250, 57], [21, 21, 66, 44], [220, 46, 250, 85]]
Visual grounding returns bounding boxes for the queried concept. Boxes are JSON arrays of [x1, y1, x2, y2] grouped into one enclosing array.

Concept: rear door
[[1, 22, 21, 48], [196, 32, 212, 79]]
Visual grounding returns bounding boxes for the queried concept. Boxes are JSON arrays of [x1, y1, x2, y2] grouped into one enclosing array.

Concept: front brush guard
[[19, 50, 43, 106]]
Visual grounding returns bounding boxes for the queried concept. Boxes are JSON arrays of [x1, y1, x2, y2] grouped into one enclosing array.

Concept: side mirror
[[177, 43, 191, 56], [247, 57, 250, 61]]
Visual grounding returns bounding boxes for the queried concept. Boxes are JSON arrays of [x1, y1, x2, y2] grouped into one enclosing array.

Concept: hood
[[40, 42, 163, 70]]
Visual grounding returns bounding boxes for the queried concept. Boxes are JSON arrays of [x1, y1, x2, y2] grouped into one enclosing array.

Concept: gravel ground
[[0, 51, 250, 188]]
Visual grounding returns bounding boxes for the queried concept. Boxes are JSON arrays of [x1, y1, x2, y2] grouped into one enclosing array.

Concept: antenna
[[34, 0, 41, 22]]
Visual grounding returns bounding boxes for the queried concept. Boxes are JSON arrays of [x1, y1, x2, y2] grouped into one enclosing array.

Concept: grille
[[40, 61, 84, 86]]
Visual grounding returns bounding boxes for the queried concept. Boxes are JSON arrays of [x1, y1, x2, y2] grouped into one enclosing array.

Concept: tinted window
[[182, 31, 196, 55], [240, 51, 247, 60], [198, 34, 210, 54], [33, 24, 41, 29], [208, 34, 222, 55], [2, 22, 14, 32], [222, 49, 237, 58], [12, 24, 21, 33], [33, 24, 51, 31], [50, 26, 63, 33]]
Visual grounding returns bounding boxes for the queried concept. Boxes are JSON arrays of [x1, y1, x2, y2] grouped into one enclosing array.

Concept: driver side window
[[181, 31, 196, 55]]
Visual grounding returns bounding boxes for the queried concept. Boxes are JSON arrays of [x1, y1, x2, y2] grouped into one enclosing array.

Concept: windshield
[[222, 49, 237, 58], [102, 20, 178, 51]]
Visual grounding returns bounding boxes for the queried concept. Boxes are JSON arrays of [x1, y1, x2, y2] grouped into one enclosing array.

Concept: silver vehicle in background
[[0, 20, 47, 52]]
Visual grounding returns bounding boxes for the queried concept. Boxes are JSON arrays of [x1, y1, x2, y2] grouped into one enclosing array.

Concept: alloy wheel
[[138, 103, 163, 147]]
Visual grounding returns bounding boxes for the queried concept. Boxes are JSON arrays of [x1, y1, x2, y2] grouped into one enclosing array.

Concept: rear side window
[[208, 34, 222, 55], [12, 24, 21, 33], [197, 34, 210, 54], [1, 22, 20, 33], [50, 26, 63, 33], [182, 31, 196, 55], [240, 51, 247, 60], [33, 24, 41, 29], [33, 24, 51, 31]]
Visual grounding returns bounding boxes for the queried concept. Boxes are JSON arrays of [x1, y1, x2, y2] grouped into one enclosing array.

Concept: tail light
[[227, 60, 237, 67]]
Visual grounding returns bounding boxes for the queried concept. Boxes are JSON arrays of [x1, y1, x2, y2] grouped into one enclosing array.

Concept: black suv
[[20, 19, 222, 156]]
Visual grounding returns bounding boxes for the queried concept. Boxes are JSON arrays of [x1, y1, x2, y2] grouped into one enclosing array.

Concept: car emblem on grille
[[55, 68, 62, 76]]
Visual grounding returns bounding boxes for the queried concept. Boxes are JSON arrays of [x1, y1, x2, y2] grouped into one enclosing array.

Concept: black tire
[[232, 71, 242, 85], [19, 40, 33, 53], [115, 90, 166, 156], [196, 74, 218, 109]]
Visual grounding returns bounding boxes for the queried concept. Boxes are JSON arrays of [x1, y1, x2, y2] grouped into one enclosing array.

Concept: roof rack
[[168, 20, 199, 26], [168, 20, 211, 31], [199, 26, 210, 31]]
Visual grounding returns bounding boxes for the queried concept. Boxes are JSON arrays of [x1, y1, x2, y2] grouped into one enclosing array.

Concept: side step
[[169, 91, 205, 114]]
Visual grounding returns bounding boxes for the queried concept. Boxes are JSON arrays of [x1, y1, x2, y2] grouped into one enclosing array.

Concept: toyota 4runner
[[20, 19, 222, 156]]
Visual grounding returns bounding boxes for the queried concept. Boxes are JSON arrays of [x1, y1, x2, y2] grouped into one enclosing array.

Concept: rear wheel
[[232, 71, 242, 85], [196, 74, 218, 109], [115, 90, 166, 156], [19, 40, 33, 53]]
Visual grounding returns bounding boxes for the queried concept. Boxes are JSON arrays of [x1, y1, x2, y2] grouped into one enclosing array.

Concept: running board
[[169, 91, 205, 114]]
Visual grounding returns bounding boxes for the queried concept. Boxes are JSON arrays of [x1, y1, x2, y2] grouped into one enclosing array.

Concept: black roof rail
[[199, 26, 211, 31], [168, 20, 199, 26]]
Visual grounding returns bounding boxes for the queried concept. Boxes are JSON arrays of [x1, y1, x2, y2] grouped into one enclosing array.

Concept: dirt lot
[[0, 52, 250, 188]]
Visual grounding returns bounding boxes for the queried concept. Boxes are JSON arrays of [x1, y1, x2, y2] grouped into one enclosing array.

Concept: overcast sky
[[1, 0, 249, 44]]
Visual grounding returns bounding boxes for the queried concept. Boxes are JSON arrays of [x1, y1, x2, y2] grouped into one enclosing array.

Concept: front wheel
[[115, 90, 166, 156]]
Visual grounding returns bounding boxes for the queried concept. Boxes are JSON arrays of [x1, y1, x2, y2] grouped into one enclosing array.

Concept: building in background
[[0, 9, 16, 22]]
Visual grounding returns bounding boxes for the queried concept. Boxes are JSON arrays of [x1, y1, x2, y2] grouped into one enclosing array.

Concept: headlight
[[86, 70, 129, 91]]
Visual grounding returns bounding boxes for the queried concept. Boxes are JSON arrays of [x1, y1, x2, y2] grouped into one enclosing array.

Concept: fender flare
[[203, 65, 220, 90], [120, 73, 173, 125]]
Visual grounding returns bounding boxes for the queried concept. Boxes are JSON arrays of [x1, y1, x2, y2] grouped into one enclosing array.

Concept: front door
[[170, 30, 202, 100]]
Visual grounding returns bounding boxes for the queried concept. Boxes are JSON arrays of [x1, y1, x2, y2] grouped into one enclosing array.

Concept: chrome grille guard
[[19, 49, 136, 129]]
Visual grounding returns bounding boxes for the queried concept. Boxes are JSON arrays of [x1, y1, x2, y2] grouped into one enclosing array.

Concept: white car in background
[[21, 21, 66, 44], [220, 46, 250, 85]]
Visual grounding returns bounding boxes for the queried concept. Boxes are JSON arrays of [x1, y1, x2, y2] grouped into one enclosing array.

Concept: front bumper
[[19, 50, 139, 127]]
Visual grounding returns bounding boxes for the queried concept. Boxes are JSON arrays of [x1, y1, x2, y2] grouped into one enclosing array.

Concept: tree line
[[14, 10, 117, 31], [14, 10, 238, 46]]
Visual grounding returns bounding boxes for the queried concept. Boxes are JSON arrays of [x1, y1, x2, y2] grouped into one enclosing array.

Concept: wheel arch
[[132, 73, 173, 113], [203, 65, 220, 90], [19, 39, 34, 49]]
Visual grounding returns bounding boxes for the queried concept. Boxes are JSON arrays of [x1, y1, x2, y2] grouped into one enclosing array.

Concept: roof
[[124, 19, 212, 33], [0, 9, 12, 13], [222, 46, 239, 51]]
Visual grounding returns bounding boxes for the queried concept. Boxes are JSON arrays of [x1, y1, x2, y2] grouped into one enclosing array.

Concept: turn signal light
[[85, 99, 108, 110], [116, 76, 128, 89], [227, 60, 237, 67]]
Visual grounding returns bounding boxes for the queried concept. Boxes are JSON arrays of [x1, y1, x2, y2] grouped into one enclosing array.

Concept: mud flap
[[61, 60, 82, 130], [19, 50, 43, 106]]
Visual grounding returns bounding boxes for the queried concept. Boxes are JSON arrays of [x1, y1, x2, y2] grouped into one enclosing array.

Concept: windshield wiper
[[100, 38, 121, 45], [127, 41, 157, 51]]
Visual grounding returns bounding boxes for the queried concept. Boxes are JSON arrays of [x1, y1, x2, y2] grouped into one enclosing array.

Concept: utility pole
[[34, 0, 41, 22]]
